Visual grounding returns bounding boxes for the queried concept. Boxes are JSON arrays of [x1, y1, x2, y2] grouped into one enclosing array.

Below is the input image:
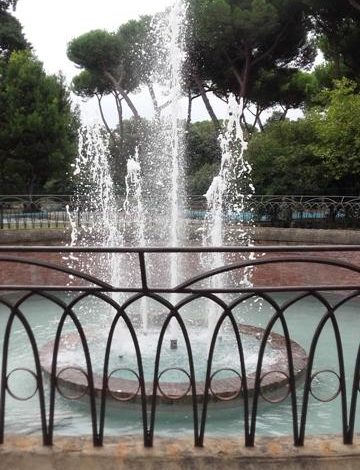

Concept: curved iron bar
[[0, 292, 49, 445], [0, 256, 112, 289], [157, 368, 192, 399], [9, 290, 74, 445], [209, 368, 243, 401], [0, 296, 16, 444], [106, 368, 140, 401], [148, 303, 199, 446], [331, 290, 360, 443], [278, 290, 352, 444], [171, 293, 235, 445], [199, 306, 250, 447], [94, 291, 148, 446], [55, 366, 89, 400], [32, 195, 71, 206], [48, 296, 100, 446], [228, 289, 313, 443], [259, 370, 290, 403], [176, 256, 360, 291], [309, 369, 341, 402], [332, 290, 360, 311], [101, 290, 203, 446], [347, 344, 360, 443], [247, 292, 300, 446], [298, 292, 348, 445], [6, 368, 39, 401]]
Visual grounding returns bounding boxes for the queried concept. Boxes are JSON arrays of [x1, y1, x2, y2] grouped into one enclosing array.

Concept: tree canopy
[[306, 0, 360, 85], [309, 79, 360, 192], [245, 78, 360, 195], [0, 51, 79, 195], [67, 16, 156, 123], [0, 0, 28, 59], [0, 1, 18, 12], [65, 0, 360, 197], [185, 0, 315, 127]]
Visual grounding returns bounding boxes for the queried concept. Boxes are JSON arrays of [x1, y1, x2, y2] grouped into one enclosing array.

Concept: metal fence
[[0, 195, 72, 230], [0, 245, 359, 447], [1, 195, 360, 230], [188, 195, 360, 228]]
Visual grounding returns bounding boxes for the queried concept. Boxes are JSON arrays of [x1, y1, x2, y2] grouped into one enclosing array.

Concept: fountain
[[1, 2, 360, 453], [38, 0, 307, 407]]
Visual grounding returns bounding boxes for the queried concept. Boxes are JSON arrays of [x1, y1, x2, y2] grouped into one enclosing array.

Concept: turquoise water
[[0, 292, 359, 441]]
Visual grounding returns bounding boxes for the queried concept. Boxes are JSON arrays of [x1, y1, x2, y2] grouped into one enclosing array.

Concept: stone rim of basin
[[39, 324, 307, 405]]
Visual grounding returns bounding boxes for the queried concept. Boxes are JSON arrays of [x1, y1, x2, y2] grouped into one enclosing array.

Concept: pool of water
[[0, 292, 359, 440]]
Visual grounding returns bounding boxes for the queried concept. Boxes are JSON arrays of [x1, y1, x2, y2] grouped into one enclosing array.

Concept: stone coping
[[0, 228, 70, 244], [0, 435, 359, 470], [40, 324, 307, 404], [2, 226, 360, 245], [255, 226, 360, 245]]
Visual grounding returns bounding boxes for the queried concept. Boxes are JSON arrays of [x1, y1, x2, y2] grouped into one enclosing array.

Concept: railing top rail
[[1, 194, 360, 198], [0, 245, 360, 253]]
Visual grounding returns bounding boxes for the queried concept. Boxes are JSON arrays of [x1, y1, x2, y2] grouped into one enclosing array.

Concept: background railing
[[0, 195, 72, 230], [1, 195, 360, 230], [0, 245, 359, 447], [188, 195, 360, 228]]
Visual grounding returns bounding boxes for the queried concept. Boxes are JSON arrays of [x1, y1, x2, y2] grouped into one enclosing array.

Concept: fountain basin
[[39, 324, 307, 404]]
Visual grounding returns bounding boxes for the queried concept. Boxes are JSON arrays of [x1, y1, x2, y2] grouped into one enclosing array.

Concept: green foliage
[[71, 69, 112, 98], [245, 79, 360, 195], [306, 0, 360, 84], [188, 0, 315, 100], [116, 16, 157, 84], [309, 79, 360, 191], [108, 118, 153, 193], [188, 161, 219, 195], [0, 9, 29, 59], [302, 63, 337, 108], [67, 30, 124, 78], [0, 1, 17, 12], [246, 117, 326, 194], [0, 51, 79, 194], [249, 68, 316, 111], [106, 119, 221, 195], [68, 16, 155, 100], [185, 120, 221, 194]]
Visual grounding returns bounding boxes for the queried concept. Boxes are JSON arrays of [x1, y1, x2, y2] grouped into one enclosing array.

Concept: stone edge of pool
[[0, 434, 359, 470], [2, 226, 360, 245], [39, 324, 308, 404]]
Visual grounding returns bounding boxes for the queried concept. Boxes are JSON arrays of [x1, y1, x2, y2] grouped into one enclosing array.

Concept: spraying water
[[203, 95, 254, 250], [202, 96, 255, 334], [68, 1, 189, 339], [123, 146, 146, 246], [67, 1, 255, 343], [66, 125, 123, 287]]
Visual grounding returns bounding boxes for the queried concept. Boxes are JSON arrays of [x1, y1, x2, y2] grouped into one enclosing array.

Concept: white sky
[[15, 0, 174, 79], [14, 0, 228, 126]]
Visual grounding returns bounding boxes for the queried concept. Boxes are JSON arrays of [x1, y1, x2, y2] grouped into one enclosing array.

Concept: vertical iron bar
[[0, 203, 3, 230], [346, 345, 360, 444], [138, 251, 148, 291]]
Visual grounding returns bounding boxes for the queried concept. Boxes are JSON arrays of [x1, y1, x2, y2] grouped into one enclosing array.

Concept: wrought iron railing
[[0, 195, 72, 230], [0, 245, 359, 447], [188, 195, 360, 227], [1, 195, 360, 230]]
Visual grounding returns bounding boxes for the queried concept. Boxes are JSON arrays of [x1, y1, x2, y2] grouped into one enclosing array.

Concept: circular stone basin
[[40, 324, 307, 404]]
